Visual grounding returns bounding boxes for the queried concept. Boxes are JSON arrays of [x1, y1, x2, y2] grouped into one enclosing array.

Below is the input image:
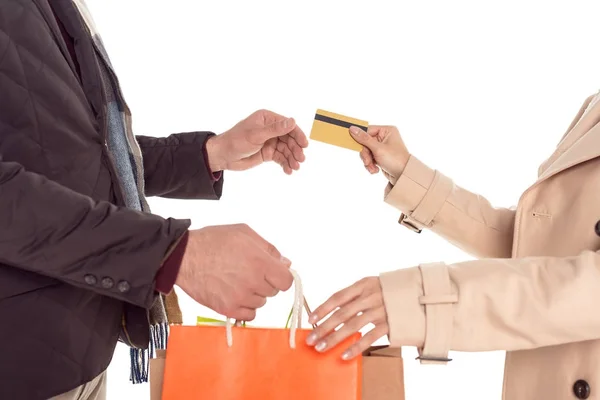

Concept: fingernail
[[341, 351, 351, 360], [308, 314, 317, 324], [315, 342, 326, 352], [284, 118, 294, 129], [306, 333, 317, 345], [281, 256, 291, 265], [349, 126, 361, 135]]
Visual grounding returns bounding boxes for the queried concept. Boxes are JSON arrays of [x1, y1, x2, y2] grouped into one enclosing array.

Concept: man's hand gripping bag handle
[[225, 269, 309, 349]]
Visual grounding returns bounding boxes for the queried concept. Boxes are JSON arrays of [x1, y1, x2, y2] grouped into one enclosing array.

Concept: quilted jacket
[[0, 0, 223, 398]]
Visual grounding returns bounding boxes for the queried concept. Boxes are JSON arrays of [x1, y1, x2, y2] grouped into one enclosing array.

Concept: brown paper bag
[[362, 346, 405, 400], [150, 345, 405, 400], [150, 349, 166, 400]]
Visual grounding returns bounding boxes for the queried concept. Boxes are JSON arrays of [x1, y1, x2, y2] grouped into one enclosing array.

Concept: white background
[[85, 0, 600, 398]]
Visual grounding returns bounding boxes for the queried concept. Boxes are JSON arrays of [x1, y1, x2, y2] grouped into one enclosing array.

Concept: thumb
[[349, 126, 378, 149], [252, 117, 296, 143]]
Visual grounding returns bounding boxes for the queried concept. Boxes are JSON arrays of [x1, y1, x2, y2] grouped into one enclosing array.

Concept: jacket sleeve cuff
[[202, 135, 222, 182], [384, 155, 453, 232], [155, 230, 189, 294], [380, 267, 426, 348], [380, 262, 458, 365]]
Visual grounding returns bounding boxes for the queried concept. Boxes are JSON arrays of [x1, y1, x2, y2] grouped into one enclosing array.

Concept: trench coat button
[[101, 277, 114, 289], [595, 220, 600, 237], [84, 274, 97, 286], [117, 280, 131, 293], [573, 380, 591, 399]]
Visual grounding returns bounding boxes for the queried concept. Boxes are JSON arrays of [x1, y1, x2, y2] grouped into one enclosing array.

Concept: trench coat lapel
[[536, 92, 600, 185]]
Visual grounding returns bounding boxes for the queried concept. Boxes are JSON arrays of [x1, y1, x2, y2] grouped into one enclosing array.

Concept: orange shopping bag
[[161, 270, 362, 400]]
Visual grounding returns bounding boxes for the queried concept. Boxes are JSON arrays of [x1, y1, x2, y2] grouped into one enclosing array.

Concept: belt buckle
[[398, 213, 422, 233]]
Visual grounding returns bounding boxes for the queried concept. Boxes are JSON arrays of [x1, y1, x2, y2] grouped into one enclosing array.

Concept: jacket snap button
[[117, 280, 131, 293], [573, 380, 591, 399], [101, 277, 114, 289], [84, 274, 97, 286], [595, 220, 600, 237]]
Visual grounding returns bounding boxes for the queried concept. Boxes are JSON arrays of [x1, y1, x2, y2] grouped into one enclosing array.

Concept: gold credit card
[[309, 109, 369, 152]]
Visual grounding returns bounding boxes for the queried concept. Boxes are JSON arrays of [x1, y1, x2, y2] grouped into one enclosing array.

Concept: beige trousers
[[51, 371, 106, 400]]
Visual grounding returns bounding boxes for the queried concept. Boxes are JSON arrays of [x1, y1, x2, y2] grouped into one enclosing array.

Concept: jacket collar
[[31, 0, 79, 79], [33, 0, 104, 119], [537, 92, 600, 183]]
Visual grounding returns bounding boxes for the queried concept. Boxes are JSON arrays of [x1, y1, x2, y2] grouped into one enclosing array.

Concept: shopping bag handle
[[225, 269, 304, 349], [284, 297, 317, 329]]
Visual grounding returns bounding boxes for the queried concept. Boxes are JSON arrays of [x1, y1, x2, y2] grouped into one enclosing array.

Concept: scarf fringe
[[130, 323, 168, 384]]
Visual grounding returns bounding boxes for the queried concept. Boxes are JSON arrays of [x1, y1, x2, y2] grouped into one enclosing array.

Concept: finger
[[251, 117, 296, 144], [245, 231, 294, 291], [366, 125, 383, 137], [254, 279, 279, 298], [245, 294, 268, 309], [349, 126, 379, 150], [367, 125, 396, 143], [313, 309, 378, 353], [261, 109, 307, 148], [285, 150, 301, 171], [289, 126, 309, 148], [341, 324, 388, 360], [265, 265, 293, 292], [366, 125, 388, 142], [367, 164, 379, 174], [257, 110, 307, 147], [307, 293, 379, 345], [279, 135, 306, 163], [273, 151, 292, 174], [260, 138, 277, 162], [359, 148, 374, 166], [276, 141, 300, 170], [308, 282, 363, 326], [230, 307, 257, 322], [359, 148, 379, 174]]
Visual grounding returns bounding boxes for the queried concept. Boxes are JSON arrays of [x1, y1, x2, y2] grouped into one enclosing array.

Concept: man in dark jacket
[[0, 0, 309, 399]]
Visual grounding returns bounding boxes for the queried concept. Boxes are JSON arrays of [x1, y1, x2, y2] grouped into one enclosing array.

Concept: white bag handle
[[225, 269, 304, 349]]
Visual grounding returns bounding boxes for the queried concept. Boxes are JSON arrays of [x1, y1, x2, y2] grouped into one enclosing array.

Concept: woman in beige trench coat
[[306, 91, 600, 400]]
